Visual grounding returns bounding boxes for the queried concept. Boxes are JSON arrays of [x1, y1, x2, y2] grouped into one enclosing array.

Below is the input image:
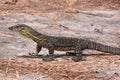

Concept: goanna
[[9, 24, 120, 61]]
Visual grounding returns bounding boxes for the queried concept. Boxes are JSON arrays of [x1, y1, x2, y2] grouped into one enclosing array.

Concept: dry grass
[[0, 0, 120, 14], [0, 55, 120, 80]]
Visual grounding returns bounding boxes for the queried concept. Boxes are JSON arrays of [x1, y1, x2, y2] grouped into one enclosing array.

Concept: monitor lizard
[[9, 24, 120, 61]]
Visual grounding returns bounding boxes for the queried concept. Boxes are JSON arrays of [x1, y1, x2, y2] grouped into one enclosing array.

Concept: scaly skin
[[9, 24, 120, 61]]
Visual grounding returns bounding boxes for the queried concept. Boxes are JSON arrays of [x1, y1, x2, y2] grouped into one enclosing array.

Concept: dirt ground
[[0, 0, 120, 14], [0, 0, 120, 80]]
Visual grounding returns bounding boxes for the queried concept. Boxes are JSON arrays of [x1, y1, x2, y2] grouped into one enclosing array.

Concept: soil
[[0, 0, 120, 80]]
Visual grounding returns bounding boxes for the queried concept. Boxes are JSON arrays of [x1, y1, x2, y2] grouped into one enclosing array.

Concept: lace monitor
[[9, 24, 120, 61]]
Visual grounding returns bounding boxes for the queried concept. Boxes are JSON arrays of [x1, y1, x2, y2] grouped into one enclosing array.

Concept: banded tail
[[88, 41, 120, 54]]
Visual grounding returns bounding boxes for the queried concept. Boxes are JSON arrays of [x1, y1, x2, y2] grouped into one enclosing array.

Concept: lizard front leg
[[29, 44, 42, 56], [42, 44, 55, 61]]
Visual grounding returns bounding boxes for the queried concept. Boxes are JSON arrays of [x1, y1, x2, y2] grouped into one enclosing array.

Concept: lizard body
[[9, 24, 120, 61]]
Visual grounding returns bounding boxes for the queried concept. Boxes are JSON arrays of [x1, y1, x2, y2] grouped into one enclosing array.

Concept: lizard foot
[[42, 55, 54, 61], [72, 56, 83, 62]]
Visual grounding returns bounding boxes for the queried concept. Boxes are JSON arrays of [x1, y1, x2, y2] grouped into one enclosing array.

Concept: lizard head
[[9, 24, 34, 36], [9, 24, 29, 32]]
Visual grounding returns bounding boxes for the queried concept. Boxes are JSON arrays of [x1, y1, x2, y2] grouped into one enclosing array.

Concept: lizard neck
[[20, 29, 46, 43]]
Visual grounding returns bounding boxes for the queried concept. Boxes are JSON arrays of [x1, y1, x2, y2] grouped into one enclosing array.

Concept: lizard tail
[[88, 41, 120, 54]]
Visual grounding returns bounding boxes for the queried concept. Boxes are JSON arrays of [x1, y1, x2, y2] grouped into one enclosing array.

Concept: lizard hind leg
[[72, 44, 83, 62]]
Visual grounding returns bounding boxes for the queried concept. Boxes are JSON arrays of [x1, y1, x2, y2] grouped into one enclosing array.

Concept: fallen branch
[[0, 33, 13, 38]]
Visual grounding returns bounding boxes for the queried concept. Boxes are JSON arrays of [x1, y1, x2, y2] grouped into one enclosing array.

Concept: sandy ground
[[0, 0, 120, 80]]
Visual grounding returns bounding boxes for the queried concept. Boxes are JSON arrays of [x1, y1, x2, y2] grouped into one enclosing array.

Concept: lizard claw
[[72, 56, 84, 62]]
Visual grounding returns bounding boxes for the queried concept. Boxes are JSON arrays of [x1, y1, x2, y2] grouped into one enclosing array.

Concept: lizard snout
[[8, 26, 17, 31], [8, 27, 14, 31]]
